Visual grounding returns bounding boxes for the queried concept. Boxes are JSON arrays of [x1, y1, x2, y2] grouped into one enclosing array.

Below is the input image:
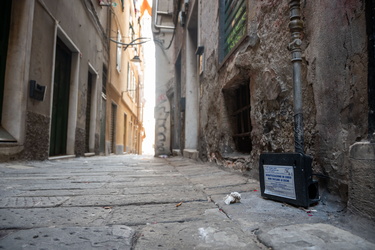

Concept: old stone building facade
[[153, 0, 375, 220], [0, 0, 145, 160], [106, 0, 146, 155]]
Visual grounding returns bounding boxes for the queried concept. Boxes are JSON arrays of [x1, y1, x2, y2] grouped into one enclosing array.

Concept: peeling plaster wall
[[198, 0, 368, 200]]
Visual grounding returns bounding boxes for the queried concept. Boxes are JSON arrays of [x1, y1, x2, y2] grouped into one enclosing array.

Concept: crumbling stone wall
[[23, 111, 50, 160], [198, 0, 368, 201], [199, 0, 296, 177], [75, 128, 85, 157]]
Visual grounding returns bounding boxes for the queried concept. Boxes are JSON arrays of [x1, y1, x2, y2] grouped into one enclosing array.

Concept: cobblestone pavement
[[0, 155, 374, 249]]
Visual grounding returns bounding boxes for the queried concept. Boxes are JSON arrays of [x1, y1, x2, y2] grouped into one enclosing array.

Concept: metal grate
[[232, 84, 251, 153]]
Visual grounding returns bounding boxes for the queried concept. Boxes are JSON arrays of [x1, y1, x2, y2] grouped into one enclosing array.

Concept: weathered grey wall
[[303, 0, 368, 199], [348, 142, 375, 220], [23, 0, 109, 159], [197, 0, 368, 201], [45, 0, 108, 155], [25, 1, 56, 160]]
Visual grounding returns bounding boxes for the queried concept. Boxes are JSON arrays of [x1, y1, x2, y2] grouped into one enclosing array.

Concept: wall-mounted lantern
[[110, 37, 149, 63]]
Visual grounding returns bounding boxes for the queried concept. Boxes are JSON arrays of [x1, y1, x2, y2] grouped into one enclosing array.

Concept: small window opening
[[225, 83, 252, 153]]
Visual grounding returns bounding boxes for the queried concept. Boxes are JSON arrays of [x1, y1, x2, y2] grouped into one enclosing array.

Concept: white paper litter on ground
[[224, 192, 241, 205]]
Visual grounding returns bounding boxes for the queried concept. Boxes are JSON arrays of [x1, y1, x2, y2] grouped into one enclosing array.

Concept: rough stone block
[[116, 144, 124, 155], [258, 223, 375, 250], [348, 142, 375, 221], [0, 226, 135, 250], [183, 149, 199, 160], [172, 149, 181, 156]]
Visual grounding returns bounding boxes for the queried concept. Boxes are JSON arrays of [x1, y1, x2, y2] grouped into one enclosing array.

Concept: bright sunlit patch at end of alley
[[140, 0, 155, 155]]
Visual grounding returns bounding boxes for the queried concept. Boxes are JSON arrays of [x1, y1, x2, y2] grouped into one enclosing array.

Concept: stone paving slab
[[198, 181, 259, 196], [211, 191, 330, 228], [14, 185, 200, 198], [0, 207, 111, 229], [120, 185, 202, 195], [257, 223, 375, 250], [188, 174, 249, 188], [0, 155, 374, 249], [11, 188, 122, 197], [107, 201, 218, 226], [0, 188, 22, 198], [68, 172, 181, 179], [0, 225, 135, 250], [135, 218, 263, 250], [111, 175, 185, 182], [104, 177, 190, 188], [69, 167, 176, 173], [7, 182, 106, 191], [0, 164, 37, 170], [172, 166, 229, 176], [1, 176, 70, 180], [64, 192, 207, 207], [0, 196, 69, 208]]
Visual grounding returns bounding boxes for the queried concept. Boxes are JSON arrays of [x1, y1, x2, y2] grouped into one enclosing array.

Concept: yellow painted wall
[[106, 0, 144, 154]]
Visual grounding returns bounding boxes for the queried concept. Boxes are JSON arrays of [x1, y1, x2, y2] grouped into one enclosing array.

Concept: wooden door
[[85, 72, 93, 152], [50, 38, 71, 156], [0, 0, 12, 120]]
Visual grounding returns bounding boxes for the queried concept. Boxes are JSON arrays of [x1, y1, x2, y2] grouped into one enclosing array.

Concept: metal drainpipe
[[288, 0, 305, 154]]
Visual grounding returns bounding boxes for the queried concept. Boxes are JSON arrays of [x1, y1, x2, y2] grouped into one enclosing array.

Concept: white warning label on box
[[263, 165, 296, 200]]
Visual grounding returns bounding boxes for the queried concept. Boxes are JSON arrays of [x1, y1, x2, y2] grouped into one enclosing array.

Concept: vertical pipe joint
[[288, 0, 304, 62]]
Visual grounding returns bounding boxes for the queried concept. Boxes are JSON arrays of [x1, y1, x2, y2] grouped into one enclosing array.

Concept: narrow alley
[[0, 155, 374, 249], [1, 0, 374, 248]]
